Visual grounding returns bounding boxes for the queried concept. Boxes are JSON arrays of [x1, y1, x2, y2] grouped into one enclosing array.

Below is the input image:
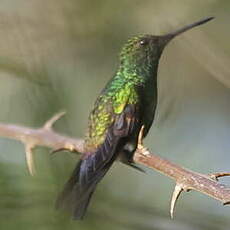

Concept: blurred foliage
[[0, 0, 230, 229]]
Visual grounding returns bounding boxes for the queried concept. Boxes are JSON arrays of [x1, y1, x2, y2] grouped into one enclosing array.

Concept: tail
[[56, 158, 113, 220], [56, 127, 122, 219]]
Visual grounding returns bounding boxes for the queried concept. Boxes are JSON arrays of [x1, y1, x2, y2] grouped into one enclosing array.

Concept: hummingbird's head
[[119, 35, 164, 74], [119, 17, 214, 76]]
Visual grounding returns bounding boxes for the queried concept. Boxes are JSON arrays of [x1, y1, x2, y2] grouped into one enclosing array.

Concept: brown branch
[[134, 148, 230, 217], [0, 113, 230, 217]]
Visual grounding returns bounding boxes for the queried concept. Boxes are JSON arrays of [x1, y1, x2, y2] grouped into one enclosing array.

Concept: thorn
[[43, 111, 66, 130], [223, 201, 230, 206], [25, 143, 36, 176], [50, 148, 67, 155], [209, 172, 230, 181], [170, 184, 183, 219], [51, 143, 78, 155]]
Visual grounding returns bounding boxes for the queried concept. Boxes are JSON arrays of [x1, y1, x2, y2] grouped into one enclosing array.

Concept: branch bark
[[0, 113, 229, 217]]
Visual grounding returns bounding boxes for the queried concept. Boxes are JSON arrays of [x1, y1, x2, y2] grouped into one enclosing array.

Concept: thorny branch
[[0, 113, 230, 218]]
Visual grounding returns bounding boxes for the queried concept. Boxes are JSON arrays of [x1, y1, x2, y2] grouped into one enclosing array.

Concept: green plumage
[[85, 71, 141, 151], [85, 35, 160, 152], [56, 17, 214, 219]]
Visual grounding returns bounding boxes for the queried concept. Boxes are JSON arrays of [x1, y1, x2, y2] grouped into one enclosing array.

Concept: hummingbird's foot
[[137, 125, 145, 147], [137, 125, 149, 156]]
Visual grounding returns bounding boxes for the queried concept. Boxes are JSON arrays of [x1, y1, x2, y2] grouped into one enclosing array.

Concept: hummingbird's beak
[[161, 17, 214, 45]]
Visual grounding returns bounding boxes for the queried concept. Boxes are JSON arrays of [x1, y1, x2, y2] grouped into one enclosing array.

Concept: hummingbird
[[56, 17, 214, 219]]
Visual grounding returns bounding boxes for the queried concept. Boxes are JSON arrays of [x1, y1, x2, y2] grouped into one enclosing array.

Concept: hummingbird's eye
[[139, 39, 148, 46]]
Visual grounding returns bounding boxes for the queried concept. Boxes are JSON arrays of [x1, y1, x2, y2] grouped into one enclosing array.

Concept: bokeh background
[[0, 0, 230, 229]]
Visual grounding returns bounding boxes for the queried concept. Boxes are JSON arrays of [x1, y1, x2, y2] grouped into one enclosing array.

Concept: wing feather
[[57, 96, 140, 219]]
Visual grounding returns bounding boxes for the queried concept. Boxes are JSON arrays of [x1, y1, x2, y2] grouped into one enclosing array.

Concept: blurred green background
[[0, 0, 230, 229]]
